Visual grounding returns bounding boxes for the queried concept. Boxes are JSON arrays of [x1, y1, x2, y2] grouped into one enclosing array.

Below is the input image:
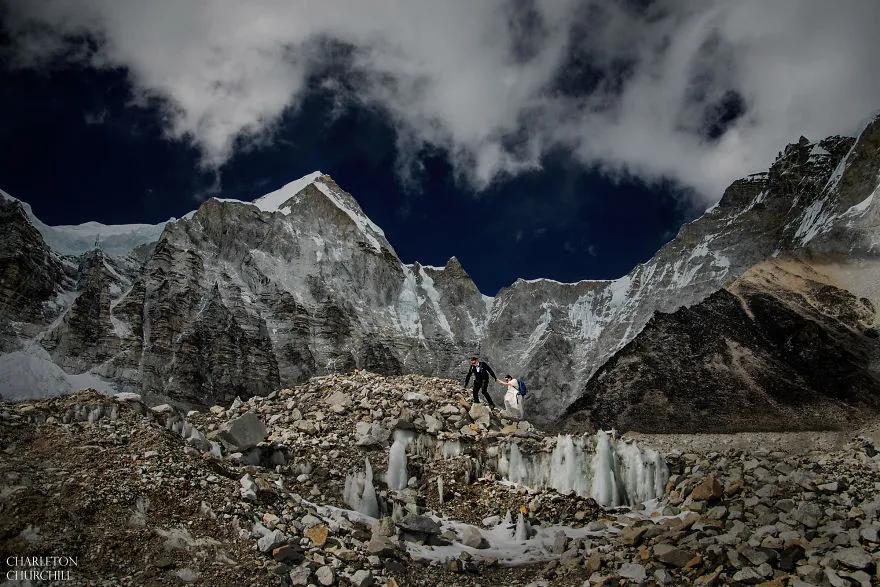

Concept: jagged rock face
[[0, 199, 69, 328], [483, 124, 877, 425], [101, 176, 489, 404], [560, 259, 880, 433], [41, 250, 124, 370], [1, 118, 878, 419]]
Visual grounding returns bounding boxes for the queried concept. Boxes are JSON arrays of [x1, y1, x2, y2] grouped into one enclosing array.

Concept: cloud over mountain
[[4, 0, 880, 200]]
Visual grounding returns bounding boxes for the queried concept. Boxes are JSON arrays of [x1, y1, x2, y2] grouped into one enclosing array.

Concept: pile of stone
[[0, 375, 583, 585], [2, 373, 880, 586], [187, 372, 549, 519], [558, 442, 880, 586]]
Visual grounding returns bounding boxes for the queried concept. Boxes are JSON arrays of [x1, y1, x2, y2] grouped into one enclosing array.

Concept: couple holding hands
[[463, 357, 525, 418]]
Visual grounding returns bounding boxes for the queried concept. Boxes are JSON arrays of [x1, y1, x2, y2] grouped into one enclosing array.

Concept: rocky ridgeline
[[4, 118, 879, 429], [1, 373, 879, 586]]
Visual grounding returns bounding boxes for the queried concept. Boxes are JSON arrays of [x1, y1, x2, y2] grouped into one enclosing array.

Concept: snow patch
[[823, 148, 853, 194], [568, 292, 604, 341], [0, 343, 117, 400], [843, 184, 877, 219], [794, 199, 834, 244], [250, 171, 323, 214], [670, 259, 701, 289], [39, 221, 167, 257], [607, 276, 631, 308], [809, 144, 830, 157], [396, 269, 423, 339], [525, 305, 552, 356], [418, 266, 453, 339], [2, 188, 168, 256], [109, 314, 132, 339]]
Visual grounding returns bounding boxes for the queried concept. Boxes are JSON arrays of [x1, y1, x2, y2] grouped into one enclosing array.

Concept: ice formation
[[590, 430, 622, 506], [497, 432, 667, 507], [386, 431, 411, 490], [382, 429, 666, 508], [514, 512, 532, 541], [392, 501, 405, 522], [403, 430, 463, 460], [343, 458, 380, 518], [550, 434, 592, 497]]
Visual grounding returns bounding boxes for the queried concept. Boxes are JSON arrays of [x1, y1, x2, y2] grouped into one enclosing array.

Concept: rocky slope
[[560, 258, 880, 434], [0, 175, 491, 407], [0, 196, 71, 327], [1, 375, 879, 585], [484, 125, 879, 424], [1, 118, 879, 425]]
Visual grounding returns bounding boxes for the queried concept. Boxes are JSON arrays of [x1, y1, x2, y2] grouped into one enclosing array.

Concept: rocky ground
[[1, 372, 879, 586]]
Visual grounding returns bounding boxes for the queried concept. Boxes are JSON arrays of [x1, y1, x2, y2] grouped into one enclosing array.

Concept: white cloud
[[4, 0, 880, 201]]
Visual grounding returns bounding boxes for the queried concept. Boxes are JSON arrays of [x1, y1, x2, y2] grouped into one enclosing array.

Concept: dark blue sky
[[0, 61, 699, 295]]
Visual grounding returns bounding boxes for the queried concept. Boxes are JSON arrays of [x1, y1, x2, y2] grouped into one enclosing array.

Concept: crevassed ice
[[498, 431, 668, 507]]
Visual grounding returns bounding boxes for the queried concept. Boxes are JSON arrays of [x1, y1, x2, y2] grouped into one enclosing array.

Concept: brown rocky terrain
[[2, 373, 879, 586], [561, 257, 880, 434]]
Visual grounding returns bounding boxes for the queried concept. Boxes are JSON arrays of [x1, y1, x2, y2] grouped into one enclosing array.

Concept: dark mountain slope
[[560, 258, 880, 433]]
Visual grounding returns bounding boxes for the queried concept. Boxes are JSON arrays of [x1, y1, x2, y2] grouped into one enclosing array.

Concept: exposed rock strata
[[562, 258, 880, 433]]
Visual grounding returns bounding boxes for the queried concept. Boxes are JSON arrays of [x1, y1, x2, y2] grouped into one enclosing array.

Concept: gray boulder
[[366, 535, 397, 557], [217, 411, 267, 451], [459, 525, 484, 549], [350, 569, 374, 587], [355, 421, 391, 447], [397, 514, 441, 536], [468, 404, 492, 425], [257, 530, 287, 553], [619, 563, 647, 581], [832, 546, 872, 570]]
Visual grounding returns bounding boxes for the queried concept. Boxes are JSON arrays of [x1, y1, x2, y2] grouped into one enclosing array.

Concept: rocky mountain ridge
[[561, 257, 880, 434], [1, 117, 878, 426]]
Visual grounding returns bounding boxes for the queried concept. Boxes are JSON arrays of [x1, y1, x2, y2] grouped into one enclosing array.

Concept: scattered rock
[[397, 514, 441, 537], [350, 569, 375, 587], [257, 530, 287, 553], [272, 545, 304, 564], [315, 565, 335, 586], [175, 568, 201, 583], [366, 535, 397, 557], [832, 546, 872, 570], [459, 525, 484, 548], [355, 421, 391, 447]]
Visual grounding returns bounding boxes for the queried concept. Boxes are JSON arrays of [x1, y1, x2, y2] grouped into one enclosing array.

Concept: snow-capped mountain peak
[[249, 170, 324, 214], [219, 171, 389, 253]]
